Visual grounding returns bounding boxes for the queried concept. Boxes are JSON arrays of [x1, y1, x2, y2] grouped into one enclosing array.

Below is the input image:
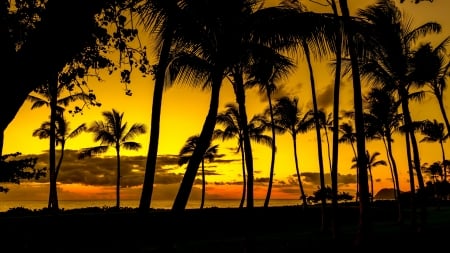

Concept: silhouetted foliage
[[0, 152, 46, 193], [308, 186, 354, 204]]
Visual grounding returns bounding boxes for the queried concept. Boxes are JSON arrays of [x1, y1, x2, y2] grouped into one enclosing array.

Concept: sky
[[1, 0, 449, 207]]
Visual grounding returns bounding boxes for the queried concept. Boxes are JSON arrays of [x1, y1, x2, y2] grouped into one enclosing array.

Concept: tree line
[[1, 0, 448, 248]]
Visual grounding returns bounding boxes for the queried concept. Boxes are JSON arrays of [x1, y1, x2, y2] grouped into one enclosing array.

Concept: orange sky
[[1, 0, 449, 207]]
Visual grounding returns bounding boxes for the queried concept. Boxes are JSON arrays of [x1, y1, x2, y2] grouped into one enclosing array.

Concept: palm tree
[[317, 110, 335, 174], [214, 103, 273, 208], [420, 119, 448, 181], [272, 96, 314, 207], [352, 150, 387, 202], [78, 109, 146, 209], [244, 47, 295, 208], [357, 0, 443, 230], [338, 121, 358, 201], [137, 0, 186, 213], [363, 87, 404, 223], [178, 135, 220, 209], [171, 0, 326, 211], [412, 38, 450, 138], [33, 115, 87, 180], [339, 0, 370, 246], [27, 80, 94, 210]]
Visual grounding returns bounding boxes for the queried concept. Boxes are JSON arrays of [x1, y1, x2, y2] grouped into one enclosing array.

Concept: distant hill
[[374, 188, 400, 200]]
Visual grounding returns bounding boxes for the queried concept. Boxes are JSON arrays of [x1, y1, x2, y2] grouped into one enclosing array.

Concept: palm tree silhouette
[[137, 0, 186, 212], [33, 115, 87, 180], [338, 121, 358, 201], [178, 135, 220, 209], [272, 96, 314, 207], [27, 81, 95, 210], [214, 103, 272, 208], [412, 38, 450, 136], [245, 46, 295, 208], [78, 109, 146, 209], [352, 150, 387, 202], [357, 0, 443, 230], [420, 119, 448, 181], [363, 87, 404, 222], [170, 0, 321, 211]]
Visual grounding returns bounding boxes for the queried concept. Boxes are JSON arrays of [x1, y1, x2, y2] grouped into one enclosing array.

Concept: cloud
[[27, 150, 241, 188]]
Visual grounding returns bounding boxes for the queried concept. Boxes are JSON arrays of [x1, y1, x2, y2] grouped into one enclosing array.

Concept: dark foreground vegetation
[[1, 201, 449, 253]]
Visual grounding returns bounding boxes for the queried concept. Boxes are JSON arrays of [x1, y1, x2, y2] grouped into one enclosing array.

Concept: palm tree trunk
[[139, 30, 173, 213], [201, 160, 205, 209], [405, 126, 417, 228], [293, 134, 307, 207], [264, 91, 276, 208], [239, 143, 246, 208], [116, 146, 121, 209], [440, 141, 446, 181], [48, 77, 58, 211], [172, 68, 224, 212], [436, 90, 450, 143], [385, 135, 403, 224], [400, 88, 426, 230], [339, 0, 370, 247], [233, 72, 255, 209], [330, 0, 342, 241], [302, 40, 327, 230]]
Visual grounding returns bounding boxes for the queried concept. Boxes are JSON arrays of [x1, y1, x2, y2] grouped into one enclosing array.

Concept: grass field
[[0, 201, 449, 252]]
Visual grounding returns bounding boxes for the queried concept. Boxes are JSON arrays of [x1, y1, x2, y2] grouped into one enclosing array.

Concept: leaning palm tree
[[137, 0, 188, 212], [78, 109, 146, 209], [178, 135, 220, 209], [214, 103, 273, 208], [272, 96, 314, 207], [420, 119, 448, 181]]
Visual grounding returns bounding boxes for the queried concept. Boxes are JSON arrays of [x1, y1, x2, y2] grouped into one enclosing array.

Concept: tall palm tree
[[27, 80, 94, 210], [357, 0, 443, 230], [214, 103, 273, 208], [420, 119, 448, 181], [272, 96, 314, 207], [137, 0, 187, 212], [178, 135, 220, 209], [78, 109, 146, 208], [244, 47, 295, 208], [32, 114, 86, 209], [339, 0, 370, 246]]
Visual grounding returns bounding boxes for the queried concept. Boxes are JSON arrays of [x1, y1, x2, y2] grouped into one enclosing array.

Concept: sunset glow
[[1, 0, 449, 209]]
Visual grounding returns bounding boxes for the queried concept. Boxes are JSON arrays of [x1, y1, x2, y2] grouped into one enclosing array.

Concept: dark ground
[[0, 201, 449, 253]]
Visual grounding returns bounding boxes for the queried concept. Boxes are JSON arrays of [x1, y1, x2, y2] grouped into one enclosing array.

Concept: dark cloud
[[290, 172, 356, 187], [28, 150, 240, 187]]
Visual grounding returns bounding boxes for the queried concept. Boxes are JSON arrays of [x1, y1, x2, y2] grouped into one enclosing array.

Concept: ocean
[[0, 199, 302, 212]]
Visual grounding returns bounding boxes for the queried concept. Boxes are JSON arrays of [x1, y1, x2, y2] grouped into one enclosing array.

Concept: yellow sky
[[1, 0, 449, 206]]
